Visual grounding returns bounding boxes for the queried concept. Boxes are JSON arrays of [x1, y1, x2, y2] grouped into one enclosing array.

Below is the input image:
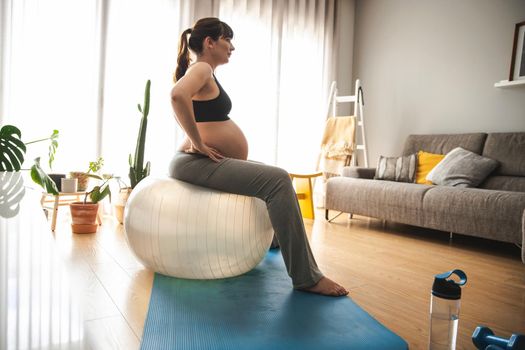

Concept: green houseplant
[[115, 79, 152, 224], [70, 175, 112, 234], [0, 125, 59, 194], [129, 79, 151, 189], [70, 156, 104, 191]]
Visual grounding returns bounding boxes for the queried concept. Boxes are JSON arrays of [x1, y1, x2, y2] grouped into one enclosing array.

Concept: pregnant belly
[[181, 120, 249, 160]]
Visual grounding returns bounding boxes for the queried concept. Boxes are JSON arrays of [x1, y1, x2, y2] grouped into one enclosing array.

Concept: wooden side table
[[40, 192, 102, 232], [289, 172, 322, 220]]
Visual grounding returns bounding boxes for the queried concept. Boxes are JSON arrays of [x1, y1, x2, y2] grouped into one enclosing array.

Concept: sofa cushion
[[426, 147, 499, 188], [402, 133, 487, 156], [482, 132, 525, 177], [326, 177, 431, 226], [375, 154, 417, 183], [479, 175, 525, 192], [416, 151, 445, 185], [422, 186, 525, 244]]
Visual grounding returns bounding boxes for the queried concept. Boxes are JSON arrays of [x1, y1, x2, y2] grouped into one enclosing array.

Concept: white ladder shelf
[[326, 79, 369, 167]]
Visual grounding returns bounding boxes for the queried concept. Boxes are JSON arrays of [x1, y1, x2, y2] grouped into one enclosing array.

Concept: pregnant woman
[[169, 17, 348, 297]]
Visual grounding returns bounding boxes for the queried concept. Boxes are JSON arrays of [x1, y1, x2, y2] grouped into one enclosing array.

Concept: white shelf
[[494, 79, 525, 88]]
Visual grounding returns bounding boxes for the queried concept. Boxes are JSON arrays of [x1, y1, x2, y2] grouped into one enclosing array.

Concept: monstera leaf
[[30, 157, 58, 195], [0, 125, 60, 195], [0, 125, 26, 171]]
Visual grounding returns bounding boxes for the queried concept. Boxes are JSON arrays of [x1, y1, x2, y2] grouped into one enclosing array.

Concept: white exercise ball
[[124, 176, 274, 279]]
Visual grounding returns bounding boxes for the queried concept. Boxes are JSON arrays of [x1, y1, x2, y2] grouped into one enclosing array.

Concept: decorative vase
[[114, 187, 132, 225], [70, 202, 99, 233], [61, 178, 78, 193], [69, 172, 89, 191]]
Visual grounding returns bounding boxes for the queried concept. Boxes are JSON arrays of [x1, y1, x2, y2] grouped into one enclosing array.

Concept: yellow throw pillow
[[416, 151, 445, 184]]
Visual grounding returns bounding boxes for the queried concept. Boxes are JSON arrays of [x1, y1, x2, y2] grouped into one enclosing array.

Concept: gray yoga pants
[[168, 152, 323, 289]]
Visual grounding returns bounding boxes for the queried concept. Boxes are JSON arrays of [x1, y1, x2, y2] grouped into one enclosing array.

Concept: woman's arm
[[171, 62, 224, 162]]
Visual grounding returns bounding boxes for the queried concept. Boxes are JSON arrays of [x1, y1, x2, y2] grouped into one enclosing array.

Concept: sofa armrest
[[342, 166, 376, 179]]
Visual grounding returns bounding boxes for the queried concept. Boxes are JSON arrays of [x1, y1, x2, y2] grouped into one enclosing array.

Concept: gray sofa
[[325, 132, 525, 263]]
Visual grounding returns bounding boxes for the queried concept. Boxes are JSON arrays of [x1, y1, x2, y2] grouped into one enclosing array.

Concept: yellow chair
[[289, 172, 322, 220]]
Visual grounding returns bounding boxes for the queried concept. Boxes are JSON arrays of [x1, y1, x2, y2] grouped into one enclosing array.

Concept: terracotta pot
[[69, 172, 90, 191], [114, 187, 132, 225], [70, 202, 99, 233]]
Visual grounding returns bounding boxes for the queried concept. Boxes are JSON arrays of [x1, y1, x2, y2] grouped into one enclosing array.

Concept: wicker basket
[[69, 172, 90, 191]]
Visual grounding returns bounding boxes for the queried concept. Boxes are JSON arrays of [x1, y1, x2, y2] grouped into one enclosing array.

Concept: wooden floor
[[26, 208, 525, 349]]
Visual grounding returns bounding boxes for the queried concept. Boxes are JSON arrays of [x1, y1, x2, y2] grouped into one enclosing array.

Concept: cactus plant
[[129, 80, 151, 189]]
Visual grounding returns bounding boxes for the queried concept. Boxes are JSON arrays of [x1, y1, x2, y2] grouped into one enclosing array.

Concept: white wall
[[335, 0, 355, 115], [352, 0, 525, 166]]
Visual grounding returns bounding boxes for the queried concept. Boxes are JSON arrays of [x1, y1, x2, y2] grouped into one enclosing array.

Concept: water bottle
[[429, 269, 468, 350]]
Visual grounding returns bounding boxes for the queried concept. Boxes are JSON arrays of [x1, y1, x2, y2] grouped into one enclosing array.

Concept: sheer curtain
[[0, 0, 183, 179], [101, 0, 181, 179], [0, 0, 99, 173], [215, 0, 337, 169], [0, 0, 338, 179]]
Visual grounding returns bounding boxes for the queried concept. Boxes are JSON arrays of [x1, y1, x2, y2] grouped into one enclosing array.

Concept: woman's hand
[[185, 142, 225, 162]]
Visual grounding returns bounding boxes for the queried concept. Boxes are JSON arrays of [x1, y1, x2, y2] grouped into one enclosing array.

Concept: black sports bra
[[193, 76, 232, 122]]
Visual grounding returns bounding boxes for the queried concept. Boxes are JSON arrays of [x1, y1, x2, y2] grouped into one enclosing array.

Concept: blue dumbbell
[[472, 326, 525, 350]]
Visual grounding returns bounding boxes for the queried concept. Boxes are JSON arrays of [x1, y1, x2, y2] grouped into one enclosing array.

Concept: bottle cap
[[431, 269, 467, 300]]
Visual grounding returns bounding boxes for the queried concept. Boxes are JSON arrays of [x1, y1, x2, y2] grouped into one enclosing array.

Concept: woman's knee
[[264, 167, 295, 194], [266, 166, 291, 183]]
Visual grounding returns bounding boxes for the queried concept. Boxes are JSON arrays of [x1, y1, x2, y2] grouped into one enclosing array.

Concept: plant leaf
[[138, 104, 142, 113], [85, 173, 103, 180], [143, 80, 151, 117], [30, 157, 58, 195], [144, 161, 151, 177], [88, 186, 101, 203], [0, 125, 26, 171], [129, 167, 138, 189], [48, 129, 59, 169], [89, 183, 111, 204], [88, 156, 104, 173]]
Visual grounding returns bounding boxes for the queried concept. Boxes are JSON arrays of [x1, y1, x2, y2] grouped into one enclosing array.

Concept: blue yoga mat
[[141, 250, 408, 350]]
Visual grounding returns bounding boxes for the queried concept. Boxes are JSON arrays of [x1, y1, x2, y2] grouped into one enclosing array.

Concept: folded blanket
[[320, 155, 352, 177], [320, 116, 356, 158], [318, 116, 356, 176]]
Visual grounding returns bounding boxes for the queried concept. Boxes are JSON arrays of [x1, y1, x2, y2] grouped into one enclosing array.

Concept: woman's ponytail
[[174, 28, 192, 82]]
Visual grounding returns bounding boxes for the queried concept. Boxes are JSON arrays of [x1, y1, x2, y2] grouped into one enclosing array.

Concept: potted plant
[[70, 176, 112, 234], [114, 79, 152, 224], [70, 156, 104, 191], [0, 124, 60, 195]]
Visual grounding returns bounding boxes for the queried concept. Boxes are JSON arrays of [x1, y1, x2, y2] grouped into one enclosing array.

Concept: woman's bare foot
[[299, 277, 349, 297]]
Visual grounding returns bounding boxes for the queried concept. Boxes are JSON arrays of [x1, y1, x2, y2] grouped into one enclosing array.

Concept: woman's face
[[209, 36, 235, 64]]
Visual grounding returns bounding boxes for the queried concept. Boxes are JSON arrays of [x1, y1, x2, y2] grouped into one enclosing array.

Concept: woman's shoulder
[[173, 62, 214, 94], [187, 62, 213, 77]]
